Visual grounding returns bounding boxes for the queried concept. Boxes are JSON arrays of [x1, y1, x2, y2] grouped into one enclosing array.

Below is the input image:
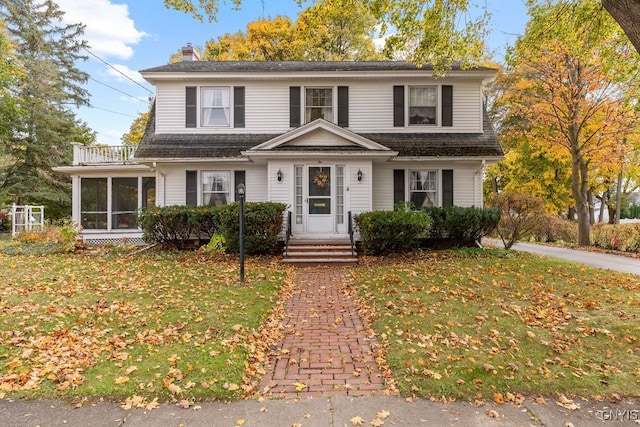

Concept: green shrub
[[424, 206, 500, 245], [532, 215, 578, 244], [591, 222, 640, 253], [218, 202, 286, 255], [201, 233, 227, 254], [354, 207, 430, 255], [488, 192, 546, 249], [138, 205, 220, 249]]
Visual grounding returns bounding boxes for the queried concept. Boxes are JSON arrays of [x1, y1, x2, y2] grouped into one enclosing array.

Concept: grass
[[0, 241, 287, 403], [351, 248, 640, 400]]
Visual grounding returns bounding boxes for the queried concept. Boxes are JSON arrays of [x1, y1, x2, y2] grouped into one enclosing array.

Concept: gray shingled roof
[[140, 61, 496, 74], [135, 104, 503, 160]]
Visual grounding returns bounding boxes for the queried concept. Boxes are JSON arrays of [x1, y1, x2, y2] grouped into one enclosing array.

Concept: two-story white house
[[57, 47, 503, 245]]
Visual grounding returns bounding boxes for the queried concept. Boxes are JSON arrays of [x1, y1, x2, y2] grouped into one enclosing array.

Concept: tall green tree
[[490, 0, 640, 246], [0, 0, 93, 218]]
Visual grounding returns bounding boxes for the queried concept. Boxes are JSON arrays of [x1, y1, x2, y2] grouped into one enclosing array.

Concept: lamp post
[[237, 183, 245, 283]]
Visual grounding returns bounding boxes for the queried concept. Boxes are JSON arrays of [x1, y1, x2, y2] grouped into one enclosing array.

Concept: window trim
[[409, 169, 439, 209], [304, 86, 334, 124], [201, 170, 232, 207], [200, 86, 231, 127], [408, 85, 439, 126]]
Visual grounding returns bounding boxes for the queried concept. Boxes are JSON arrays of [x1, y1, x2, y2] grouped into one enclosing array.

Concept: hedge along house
[[56, 45, 503, 245]]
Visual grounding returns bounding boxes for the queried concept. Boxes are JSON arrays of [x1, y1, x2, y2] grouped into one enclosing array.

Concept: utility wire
[[83, 47, 154, 95], [89, 77, 149, 104]]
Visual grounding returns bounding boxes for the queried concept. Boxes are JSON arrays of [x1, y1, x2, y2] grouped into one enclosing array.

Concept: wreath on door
[[313, 169, 329, 188]]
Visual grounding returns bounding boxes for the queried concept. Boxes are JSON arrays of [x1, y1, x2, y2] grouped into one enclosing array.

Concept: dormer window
[[305, 87, 333, 123], [201, 87, 230, 126]]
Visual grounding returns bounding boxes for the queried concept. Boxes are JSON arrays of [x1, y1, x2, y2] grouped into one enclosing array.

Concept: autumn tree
[[492, 0, 640, 246], [122, 111, 150, 146], [0, 0, 94, 218]]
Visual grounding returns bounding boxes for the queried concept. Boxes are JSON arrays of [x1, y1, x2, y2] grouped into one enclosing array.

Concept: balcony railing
[[73, 142, 137, 165]]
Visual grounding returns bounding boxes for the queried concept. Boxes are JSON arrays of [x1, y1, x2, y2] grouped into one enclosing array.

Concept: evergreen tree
[[0, 0, 93, 219]]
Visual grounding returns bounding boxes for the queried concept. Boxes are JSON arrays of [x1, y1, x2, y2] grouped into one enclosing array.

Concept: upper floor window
[[305, 87, 333, 123], [201, 87, 230, 126], [409, 86, 437, 125]]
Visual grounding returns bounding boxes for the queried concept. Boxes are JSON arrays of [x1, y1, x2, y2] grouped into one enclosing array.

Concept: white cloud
[[106, 64, 145, 83], [55, 0, 147, 60]]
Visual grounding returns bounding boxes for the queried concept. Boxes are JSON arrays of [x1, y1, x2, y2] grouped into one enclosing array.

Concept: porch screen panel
[[295, 166, 303, 224], [336, 166, 344, 225], [142, 177, 156, 208], [80, 178, 107, 229], [112, 178, 139, 229]]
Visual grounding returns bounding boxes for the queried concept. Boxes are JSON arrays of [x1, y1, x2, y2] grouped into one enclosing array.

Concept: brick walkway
[[260, 268, 385, 398]]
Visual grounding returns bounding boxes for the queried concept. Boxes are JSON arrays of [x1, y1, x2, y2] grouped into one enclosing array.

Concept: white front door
[[306, 165, 334, 233]]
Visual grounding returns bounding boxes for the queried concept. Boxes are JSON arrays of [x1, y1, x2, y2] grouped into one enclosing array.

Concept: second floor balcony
[[72, 142, 137, 165]]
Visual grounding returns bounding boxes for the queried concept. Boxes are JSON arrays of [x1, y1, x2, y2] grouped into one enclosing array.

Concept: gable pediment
[[249, 119, 391, 152]]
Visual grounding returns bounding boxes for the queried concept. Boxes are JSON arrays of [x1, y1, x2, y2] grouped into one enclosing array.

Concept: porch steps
[[283, 240, 358, 266]]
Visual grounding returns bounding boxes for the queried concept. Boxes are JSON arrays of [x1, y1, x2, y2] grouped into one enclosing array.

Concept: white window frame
[[409, 170, 438, 209], [202, 171, 231, 206], [408, 85, 438, 126], [201, 86, 230, 127], [305, 87, 334, 123]]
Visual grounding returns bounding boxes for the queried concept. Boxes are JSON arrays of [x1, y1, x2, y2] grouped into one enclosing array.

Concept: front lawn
[[351, 249, 640, 400], [0, 244, 287, 404]]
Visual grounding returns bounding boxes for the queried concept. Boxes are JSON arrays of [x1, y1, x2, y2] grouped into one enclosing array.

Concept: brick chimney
[[181, 43, 200, 61]]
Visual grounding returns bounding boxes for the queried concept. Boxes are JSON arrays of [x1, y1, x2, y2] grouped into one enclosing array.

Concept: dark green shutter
[[442, 169, 454, 207], [393, 86, 404, 127], [290, 86, 301, 127], [441, 85, 453, 127], [186, 87, 197, 128], [393, 169, 405, 206], [233, 86, 245, 128], [186, 170, 197, 205], [234, 170, 246, 201], [338, 86, 349, 127]]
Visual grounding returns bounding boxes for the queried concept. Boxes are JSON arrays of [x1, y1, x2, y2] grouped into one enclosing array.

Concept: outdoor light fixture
[[357, 169, 363, 182], [277, 169, 283, 182], [237, 183, 245, 283]]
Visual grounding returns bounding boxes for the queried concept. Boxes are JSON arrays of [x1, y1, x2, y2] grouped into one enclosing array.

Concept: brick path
[[260, 268, 385, 398]]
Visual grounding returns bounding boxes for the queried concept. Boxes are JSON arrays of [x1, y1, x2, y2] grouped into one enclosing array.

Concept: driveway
[[484, 238, 640, 275]]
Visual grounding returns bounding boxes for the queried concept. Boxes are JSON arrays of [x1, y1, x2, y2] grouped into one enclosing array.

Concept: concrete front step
[[283, 240, 358, 265]]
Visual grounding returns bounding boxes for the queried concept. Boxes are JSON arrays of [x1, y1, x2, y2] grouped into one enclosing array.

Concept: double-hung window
[[201, 87, 230, 126], [409, 170, 437, 208], [409, 86, 437, 125], [305, 87, 333, 123], [202, 171, 230, 206]]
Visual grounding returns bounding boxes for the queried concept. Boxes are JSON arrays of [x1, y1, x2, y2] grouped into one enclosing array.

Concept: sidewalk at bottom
[[2, 395, 639, 426]]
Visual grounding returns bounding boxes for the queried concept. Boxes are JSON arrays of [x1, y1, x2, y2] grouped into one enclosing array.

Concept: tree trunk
[[588, 190, 595, 224], [598, 192, 607, 223], [571, 148, 591, 246], [616, 169, 623, 224], [602, 0, 640, 54]]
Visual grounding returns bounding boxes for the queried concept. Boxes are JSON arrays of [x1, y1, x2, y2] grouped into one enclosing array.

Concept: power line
[[83, 47, 154, 95], [89, 77, 150, 104]]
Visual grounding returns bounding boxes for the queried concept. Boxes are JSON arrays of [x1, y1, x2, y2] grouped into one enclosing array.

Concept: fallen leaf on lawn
[[236, 419, 245, 426], [535, 396, 547, 404], [376, 410, 390, 420], [487, 409, 500, 419], [125, 366, 138, 375], [260, 406, 268, 413], [370, 418, 384, 426], [493, 392, 504, 404], [224, 382, 240, 391], [177, 399, 191, 409], [193, 405, 202, 411], [167, 383, 182, 394], [483, 363, 496, 372], [350, 415, 365, 426], [294, 382, 307, 391], [114, 376, 130, 385], [145, 398, 159, 411]]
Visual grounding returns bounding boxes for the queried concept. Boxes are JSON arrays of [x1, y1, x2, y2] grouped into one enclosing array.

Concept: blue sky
[[53, 0, 529, 146]]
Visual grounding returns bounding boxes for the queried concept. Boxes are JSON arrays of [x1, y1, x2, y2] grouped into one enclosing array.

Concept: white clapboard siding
[[153, 76, 486, 134], [348, 161, 373, 214]]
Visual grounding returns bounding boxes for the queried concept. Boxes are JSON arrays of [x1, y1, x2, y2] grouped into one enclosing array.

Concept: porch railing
[[284, 210, 293, 255], [73, 142, 137, 165], [348, 210, 356, 256]]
